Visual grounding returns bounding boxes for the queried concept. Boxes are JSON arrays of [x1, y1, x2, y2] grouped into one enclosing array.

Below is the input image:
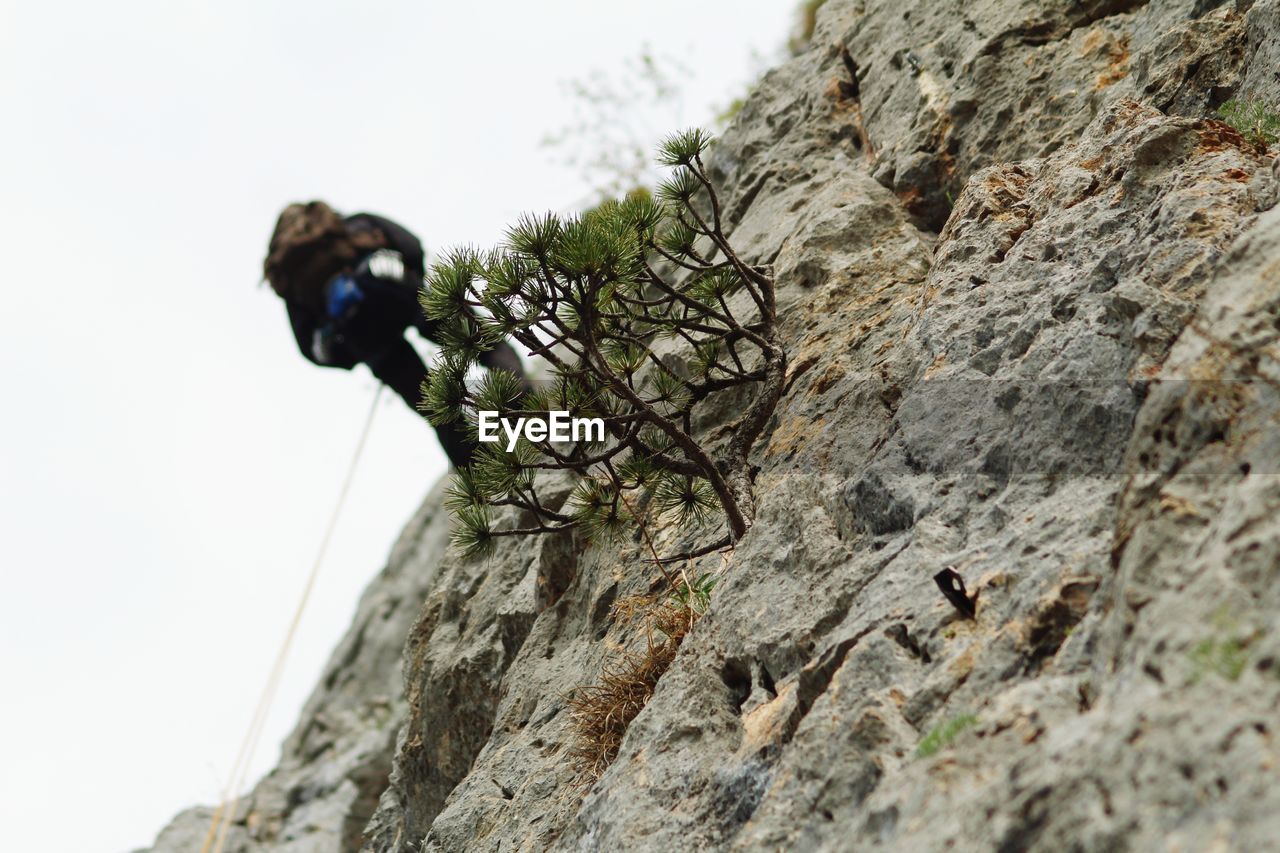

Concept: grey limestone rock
[[146, 1, 1280, 850]]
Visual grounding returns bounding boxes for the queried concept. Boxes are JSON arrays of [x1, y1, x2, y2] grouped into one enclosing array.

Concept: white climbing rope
[[202, 385, 383, 853]]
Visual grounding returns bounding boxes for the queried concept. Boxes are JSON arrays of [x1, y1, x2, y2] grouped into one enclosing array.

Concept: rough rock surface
[[146, 1, 1280, 850]]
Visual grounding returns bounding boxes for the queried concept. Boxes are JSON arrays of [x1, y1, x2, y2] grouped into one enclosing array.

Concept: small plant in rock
[[915, 713, 978, 758], [422, 129, 786, 561], [1186, 605, 1258, 683], [669, 572, 717, 617], [1189, 636, 1250, 683], [1217, 99, 1280, 151]]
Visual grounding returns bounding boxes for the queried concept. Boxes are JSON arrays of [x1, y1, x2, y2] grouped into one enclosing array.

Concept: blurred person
[[263, 201, 525, 467]]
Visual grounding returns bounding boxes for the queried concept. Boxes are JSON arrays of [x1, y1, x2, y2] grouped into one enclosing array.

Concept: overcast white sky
[[0, 2, 794, 850]]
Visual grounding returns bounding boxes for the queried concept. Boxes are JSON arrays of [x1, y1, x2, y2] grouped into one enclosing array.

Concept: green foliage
[[652, 475, 719, 526], [1217, 99, 1280, 150], [1189, 637, 1250, 682], [450, 504, 495, 559], [426, 130, 786, 561], [669, 572, 717, 615], [1187, 605, 1256, 683], [418, 352, 470, 425], [656, 129, 714, 167], [569, 478, 627, 541], [916, 714, 979, 758]]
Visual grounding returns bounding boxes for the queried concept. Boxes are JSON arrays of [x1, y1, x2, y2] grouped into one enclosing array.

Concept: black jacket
[[279, 211, 527, 468], [285, 212, 428, 369]]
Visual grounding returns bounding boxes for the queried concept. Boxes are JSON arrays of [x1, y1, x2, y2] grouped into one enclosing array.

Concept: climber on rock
[[263, 201, 527, 468]]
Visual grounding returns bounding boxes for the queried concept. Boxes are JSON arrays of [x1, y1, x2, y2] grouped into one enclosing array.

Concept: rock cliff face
[[148, 1, 1280, 850]]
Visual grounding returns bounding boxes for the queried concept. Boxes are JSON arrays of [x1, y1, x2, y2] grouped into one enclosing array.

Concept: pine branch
[[427, 127, 787, 558]]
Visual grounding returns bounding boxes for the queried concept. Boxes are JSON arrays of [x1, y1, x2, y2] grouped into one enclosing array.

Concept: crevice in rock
[[780, 623, 882, 745], [721, 657, 753, 712], [1023, 577, 1100, 674], [710, 756, 773, 842], [885, 622, 932, 663], [982, 0, 1154, 56], [324, 625, 368, 691], [758, 661, 778, 698], [727, 168, 775, 229]]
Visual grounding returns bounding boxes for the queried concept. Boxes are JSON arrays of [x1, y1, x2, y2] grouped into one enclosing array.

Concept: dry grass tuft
[[566, 599, 700, 783], [609, 592, 658, 626]]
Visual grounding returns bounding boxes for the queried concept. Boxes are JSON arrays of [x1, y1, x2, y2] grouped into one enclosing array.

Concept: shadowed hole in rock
[[722, 658, 753, 712], [885, 623, 933, 663]]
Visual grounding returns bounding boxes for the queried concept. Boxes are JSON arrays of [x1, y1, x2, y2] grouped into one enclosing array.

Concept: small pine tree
[[421, 129, 787, 559]]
